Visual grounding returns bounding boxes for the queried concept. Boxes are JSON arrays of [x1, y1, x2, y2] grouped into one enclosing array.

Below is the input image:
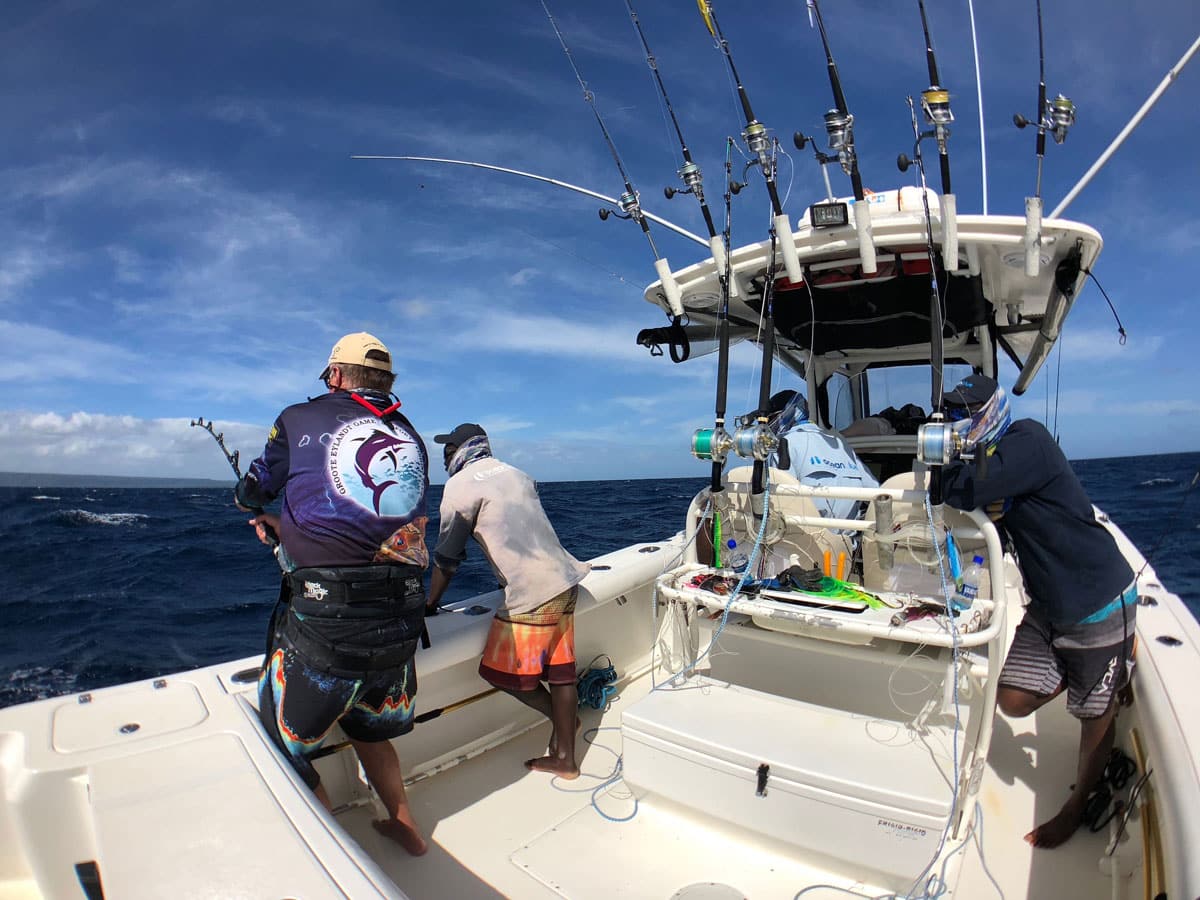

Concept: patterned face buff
[[769, 392, 809, 437], [951, 383, 1012, 455], [445, 434, 492, 477]]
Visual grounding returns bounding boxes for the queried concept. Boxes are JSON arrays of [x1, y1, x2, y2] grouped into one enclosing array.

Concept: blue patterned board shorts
[[999, 582, 1137, 719], [258, 633, 416, 789]]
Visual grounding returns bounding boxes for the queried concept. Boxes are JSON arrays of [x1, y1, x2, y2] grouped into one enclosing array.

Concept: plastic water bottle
[[725, 539, 750, 573], [952, 555, 985, 612]]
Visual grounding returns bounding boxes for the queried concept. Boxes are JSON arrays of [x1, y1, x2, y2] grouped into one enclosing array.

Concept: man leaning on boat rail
[[941, 374, 1137, 850], [235, 331, 431, 856], [424, 423, 591, 779]]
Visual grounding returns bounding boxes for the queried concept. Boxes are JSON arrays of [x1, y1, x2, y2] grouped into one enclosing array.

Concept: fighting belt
[[281, 564, 426, 676]]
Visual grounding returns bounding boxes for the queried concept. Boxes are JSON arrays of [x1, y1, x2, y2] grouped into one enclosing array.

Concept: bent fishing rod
[[191, 417, 281, 554], [539, 0, 685, 318], [696, 0, 803, 284], [350, 156, 705, 247]]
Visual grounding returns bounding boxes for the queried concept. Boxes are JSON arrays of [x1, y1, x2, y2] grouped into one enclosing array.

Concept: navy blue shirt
[[237, 390, 429, 569], [942, 419, 1132, 626]]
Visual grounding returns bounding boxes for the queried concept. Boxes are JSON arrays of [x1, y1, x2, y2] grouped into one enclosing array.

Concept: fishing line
[[508, 221, 638, 288], [539, 0, 685, 317]]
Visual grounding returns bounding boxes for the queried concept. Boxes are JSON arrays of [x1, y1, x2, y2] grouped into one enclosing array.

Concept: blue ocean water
[[2, 452, 1197, 709]]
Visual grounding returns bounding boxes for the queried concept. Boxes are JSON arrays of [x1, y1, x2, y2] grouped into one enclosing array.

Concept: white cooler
[[620, 677, 958, 884]]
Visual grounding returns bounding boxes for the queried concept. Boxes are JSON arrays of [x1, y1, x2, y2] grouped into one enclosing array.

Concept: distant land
[[0, 472, 233, 489]]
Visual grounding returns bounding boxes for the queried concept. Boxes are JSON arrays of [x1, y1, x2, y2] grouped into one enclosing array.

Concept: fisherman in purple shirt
[[236, 332, 431, 855]]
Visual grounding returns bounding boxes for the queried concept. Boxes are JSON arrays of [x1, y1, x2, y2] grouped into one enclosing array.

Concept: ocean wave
[[2, 665, 80, 706], [1137, 477, 1177, 488], [30, 495, 61, 501], [55, 509, 150, 527]]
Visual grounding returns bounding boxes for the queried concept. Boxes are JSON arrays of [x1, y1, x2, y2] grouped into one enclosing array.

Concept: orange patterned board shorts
[[479, 586, 578, 691]]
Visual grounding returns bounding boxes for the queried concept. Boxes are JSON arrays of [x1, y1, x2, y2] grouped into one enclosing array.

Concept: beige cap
[[320, 332, 393, 380]]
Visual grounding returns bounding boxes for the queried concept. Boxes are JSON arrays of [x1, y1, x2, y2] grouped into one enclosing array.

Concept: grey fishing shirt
[[433, 457, 590, 616]]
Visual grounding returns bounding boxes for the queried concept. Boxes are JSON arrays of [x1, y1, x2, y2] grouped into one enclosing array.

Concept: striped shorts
[[999, 583, 1137, 719]]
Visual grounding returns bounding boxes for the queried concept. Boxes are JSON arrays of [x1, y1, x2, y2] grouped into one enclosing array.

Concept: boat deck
[[330, 667, 1123, 900]]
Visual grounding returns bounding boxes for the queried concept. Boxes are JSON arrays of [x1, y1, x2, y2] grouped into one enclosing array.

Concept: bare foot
[[372, 818, 429, 856], [1024, 803, 1085, 849], [524, 756, 580, 779]]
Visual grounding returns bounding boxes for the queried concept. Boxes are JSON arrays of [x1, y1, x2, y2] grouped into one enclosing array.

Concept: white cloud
[[0, 411, 268, 479], [1, 320, 136, 383], [507, 267, 539, 287]]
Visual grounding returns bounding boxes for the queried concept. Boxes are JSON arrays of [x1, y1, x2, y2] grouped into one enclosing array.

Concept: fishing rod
[[622, 0, 738, 299], [191, 417, 281, 553], [350, 156, 707, 247], [619, 3, 738, 494], [696, 0, 803, 285], [736, 224, 783, 508], [901, 98, 953, 507], [1013, 0, 1076, 276], [895, 0, 959, 269], [798, 0, 877, 274], [691, 139, 740, 495], [539, 0, 685, 318]]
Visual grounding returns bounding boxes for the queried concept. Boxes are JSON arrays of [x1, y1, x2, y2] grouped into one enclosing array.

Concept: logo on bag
[[303, 581, 329, 601]]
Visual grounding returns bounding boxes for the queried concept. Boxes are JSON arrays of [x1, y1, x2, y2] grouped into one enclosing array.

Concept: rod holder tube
[[875, 494, 895, 570], [772, 215, 803, 283], [940, 193, 959, 271], [655, 257, 685, 316], [854, 199, 877, 274], [1024, 196, 1042, 277], [709, 235, 738, 298]]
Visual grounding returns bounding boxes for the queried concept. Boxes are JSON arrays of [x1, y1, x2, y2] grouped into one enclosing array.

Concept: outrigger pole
[[1050, 33, 1200, 219], [696, 1, 803, 285], [539, 0, 685, 318], [803, 0, 878, 274]]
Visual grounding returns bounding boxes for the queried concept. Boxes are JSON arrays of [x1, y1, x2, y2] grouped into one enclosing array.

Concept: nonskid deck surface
[[334, 669, 1118, 900]]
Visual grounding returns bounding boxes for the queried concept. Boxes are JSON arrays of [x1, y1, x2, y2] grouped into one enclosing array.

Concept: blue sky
[[2, 0, 1198, 482]]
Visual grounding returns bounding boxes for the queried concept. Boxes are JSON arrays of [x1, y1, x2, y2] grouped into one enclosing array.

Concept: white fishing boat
[[2, 5, 1198, 900]]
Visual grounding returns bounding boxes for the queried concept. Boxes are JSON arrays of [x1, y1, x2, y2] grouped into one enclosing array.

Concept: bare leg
[[1026, 704, 1117, 849], [524, 683, 580, 779], [495, 683, 581, 761], [997, 683, 1063, 718], [350, 737, 428, 856]]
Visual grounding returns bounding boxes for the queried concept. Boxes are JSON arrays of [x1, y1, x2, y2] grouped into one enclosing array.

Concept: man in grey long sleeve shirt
[[426, 423, 590, 778]]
